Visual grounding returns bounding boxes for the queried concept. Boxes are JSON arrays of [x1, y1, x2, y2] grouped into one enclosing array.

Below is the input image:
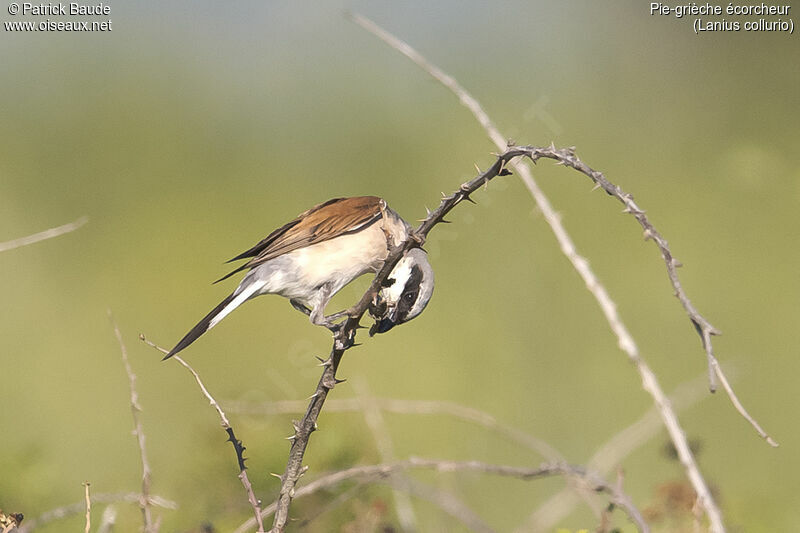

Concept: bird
[[164, 196, 434, 359]]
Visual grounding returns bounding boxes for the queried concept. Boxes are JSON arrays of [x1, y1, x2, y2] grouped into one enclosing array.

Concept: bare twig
[[139, 335, 265, 533], [108, 311, 154, 532], [17, 493, 176, 532], [82, 482, 91, 533], [347, 12, 780, 531], [353, 379, 417, 531], [0, 216, 88, 252], [237, 457, 648, 533]]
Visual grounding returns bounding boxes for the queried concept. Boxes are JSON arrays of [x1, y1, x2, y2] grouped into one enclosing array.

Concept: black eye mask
[[395, 264, 423, 323]]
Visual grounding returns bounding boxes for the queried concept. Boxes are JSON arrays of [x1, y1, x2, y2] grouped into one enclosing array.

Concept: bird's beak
[[369, 305, 398, 336]]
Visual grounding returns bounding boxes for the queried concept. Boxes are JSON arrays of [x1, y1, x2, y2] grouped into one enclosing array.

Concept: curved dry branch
[[348, 10, 775, 448], [237, 457, 648, 533], [348, 12, 779, 533]]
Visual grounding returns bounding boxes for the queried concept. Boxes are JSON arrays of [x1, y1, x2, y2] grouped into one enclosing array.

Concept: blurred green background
[[1, 1, 798, 531]]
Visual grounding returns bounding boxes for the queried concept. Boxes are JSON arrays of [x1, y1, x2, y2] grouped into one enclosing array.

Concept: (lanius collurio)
[[165, 196, 434, 359]]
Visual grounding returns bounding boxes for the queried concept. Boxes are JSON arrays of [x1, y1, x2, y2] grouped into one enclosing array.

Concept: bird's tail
[[164, 280, 266, 360]]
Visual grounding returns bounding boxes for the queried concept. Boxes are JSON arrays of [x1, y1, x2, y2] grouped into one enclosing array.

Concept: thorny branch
[[237, 457, 649, 533], [350, 12, 777, 533], [349, 11, 776, 447], [108, 311, 154, 532], [267, 145, 530, 532], [139, 335, 266, 533]]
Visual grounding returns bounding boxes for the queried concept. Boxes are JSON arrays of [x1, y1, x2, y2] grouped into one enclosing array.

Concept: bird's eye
[[404, 292, 416, 302]]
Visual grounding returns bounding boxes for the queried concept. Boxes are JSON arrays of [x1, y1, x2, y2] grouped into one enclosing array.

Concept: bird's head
[[369, 248, 434, 336]]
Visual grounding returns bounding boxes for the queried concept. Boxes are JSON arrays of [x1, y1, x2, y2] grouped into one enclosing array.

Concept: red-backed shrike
[[165, 196, 434, 358]]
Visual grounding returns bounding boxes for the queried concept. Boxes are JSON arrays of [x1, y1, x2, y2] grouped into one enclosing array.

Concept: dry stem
[[109, 311, 154, 532], [82, 482, 91, 533], [0, 216, 88, 252]]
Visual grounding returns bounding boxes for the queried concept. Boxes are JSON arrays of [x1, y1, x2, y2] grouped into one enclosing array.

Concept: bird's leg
[[309, 284, 341, 331], [290, 299, 312, 316]]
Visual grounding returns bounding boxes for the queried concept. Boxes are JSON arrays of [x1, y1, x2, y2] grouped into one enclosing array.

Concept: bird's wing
[[215, 196, 384, 283]]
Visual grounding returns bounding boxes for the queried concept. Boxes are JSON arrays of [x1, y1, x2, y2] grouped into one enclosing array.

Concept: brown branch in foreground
[[0, 216, 88, 253], [236, 457, 649, 533], [82, 482, 91, 533], [139, 335, 265, 533], [347, 12, 776, 451], [108, 312, 154, 532], [17, 493, 177, 533]]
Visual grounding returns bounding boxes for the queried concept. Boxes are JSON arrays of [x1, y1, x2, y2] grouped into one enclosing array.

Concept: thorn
[[642, 229, 653, 241], [439, 219, 452, 224], [138, 334, 145, 341], [286, 434, 296, 440], [672, 258, 683, 268], [498, 169, 512, 176], [270, 472, 282, 480], [292, 420, 301, 432], [299, 465, 309, 476], [463, 195, 477, 204], [334, 378, 347, 384], [548, 141, 556, 152], [314, 355, 325, 363], [591, 182, 602, 192], [473, 163, 481, 173], [307, 392, 319, 400]]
